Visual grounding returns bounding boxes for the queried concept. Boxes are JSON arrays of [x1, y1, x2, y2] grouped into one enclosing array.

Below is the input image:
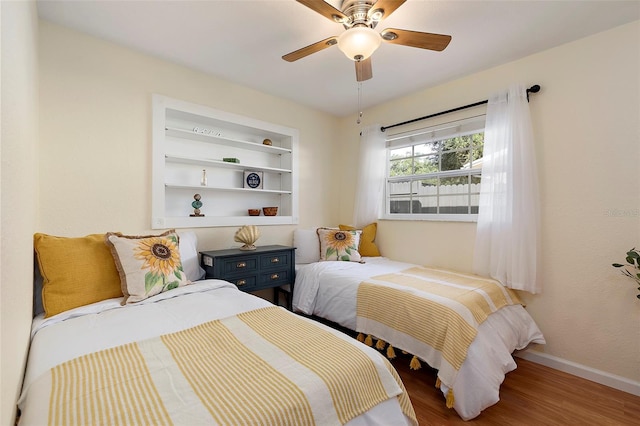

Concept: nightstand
[[200, 245, 295, 310]]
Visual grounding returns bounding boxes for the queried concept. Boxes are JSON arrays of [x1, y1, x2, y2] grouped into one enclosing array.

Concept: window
[[384, 116, 485, 221]]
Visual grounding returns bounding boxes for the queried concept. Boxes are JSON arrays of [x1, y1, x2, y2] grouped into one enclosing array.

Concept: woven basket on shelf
[[262, 207, 278, 216]]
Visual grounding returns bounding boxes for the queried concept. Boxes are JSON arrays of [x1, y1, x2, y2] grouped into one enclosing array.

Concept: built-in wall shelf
[[152, 95, 299, 229]]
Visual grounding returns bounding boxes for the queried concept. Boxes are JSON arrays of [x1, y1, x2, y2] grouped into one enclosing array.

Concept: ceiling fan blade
[[296, 0, 348, 23], [355, 57, 373, 82], [381, 28, 451, 51], [282, 37, 338, 62], [369, 0, 406, 21]]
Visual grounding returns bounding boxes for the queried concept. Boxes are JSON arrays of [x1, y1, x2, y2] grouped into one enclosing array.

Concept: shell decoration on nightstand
[[234, 225, 261, 251]]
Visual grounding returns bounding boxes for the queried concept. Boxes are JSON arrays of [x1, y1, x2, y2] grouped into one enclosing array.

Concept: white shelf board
[[154, 215, 297, 229], [165, 183, 292, 194], [165, 127, 292, 154], [165, 155, 291, 174]]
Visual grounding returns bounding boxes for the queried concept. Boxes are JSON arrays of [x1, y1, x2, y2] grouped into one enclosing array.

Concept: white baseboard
[[515, 349, 640, 397]]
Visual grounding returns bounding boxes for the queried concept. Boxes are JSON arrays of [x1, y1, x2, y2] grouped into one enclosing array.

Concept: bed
[[292, 226, 546, 421], [18, 230, 417, 426]]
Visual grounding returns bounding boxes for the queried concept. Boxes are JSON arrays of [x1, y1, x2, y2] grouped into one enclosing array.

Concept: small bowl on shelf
[[248, 209, 260, 216], [262, 206, 278, 216]]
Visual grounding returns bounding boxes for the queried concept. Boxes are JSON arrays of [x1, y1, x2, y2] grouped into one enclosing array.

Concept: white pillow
[[178, 231, 206, 281], [293, 228, 320, 264]]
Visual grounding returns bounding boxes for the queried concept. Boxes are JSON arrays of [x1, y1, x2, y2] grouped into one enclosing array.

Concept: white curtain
[[473, 84, 541, 293], [352, 124, 386, 227]]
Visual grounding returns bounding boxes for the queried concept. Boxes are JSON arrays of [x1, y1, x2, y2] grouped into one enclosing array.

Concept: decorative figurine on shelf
[[234, 225, 260, 250], [200, 169, 208, 186], [262, 138, 272, 146], [190, 193, 205, 217]]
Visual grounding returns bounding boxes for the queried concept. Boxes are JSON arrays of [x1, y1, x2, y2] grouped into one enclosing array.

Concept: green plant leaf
[[612, 263, 624, 268], [167, 281, 179, 291], [341, 255, 350, 261], [145, 273, 161, 293], [627, 250, 639, 259], [174, 269, 183, 280], [326, 247, 336, 259]]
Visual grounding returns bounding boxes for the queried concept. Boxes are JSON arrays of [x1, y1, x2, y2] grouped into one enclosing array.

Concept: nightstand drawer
[[259, 269, 290, 286], [260, 251, 291, 269], [220, 256, 258, 276], [229, 275, 257, 289]]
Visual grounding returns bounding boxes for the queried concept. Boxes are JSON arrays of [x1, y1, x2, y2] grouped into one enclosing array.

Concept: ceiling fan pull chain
[[357, 81, 363, 124]]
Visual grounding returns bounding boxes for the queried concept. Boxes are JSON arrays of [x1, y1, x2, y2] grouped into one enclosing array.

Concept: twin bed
[[19, 231, 415, 425], [19, 280, 415, 425], [19, 226, 544, 424], [292, 226, 545, 421]]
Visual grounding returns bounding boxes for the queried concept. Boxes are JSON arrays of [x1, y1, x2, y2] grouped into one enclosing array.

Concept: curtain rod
[[380, 84, 541, 133]]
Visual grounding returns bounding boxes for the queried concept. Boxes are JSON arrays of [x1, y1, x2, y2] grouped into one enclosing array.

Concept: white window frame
[[382, 115, 486, 222]]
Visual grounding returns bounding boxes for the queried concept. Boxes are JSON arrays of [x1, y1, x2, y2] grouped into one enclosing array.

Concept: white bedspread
[[293, 258, 546, 420], [19, 279, 413, 426]]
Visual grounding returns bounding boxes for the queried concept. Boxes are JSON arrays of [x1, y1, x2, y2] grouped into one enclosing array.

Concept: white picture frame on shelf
[[243, 171, 264, 189]]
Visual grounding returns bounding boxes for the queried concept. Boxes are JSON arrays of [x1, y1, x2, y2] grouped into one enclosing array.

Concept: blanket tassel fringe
[[364, 334, 373, 346], [446, 389, 455, 408], [409, 355, 422, 370], [386, 345, 396, 359], [356, 333, 365, 343], [375, 339, 386, 350], [435, 377, 455, 409]]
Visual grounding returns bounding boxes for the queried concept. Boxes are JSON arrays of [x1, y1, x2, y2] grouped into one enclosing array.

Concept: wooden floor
[[392, 353, 640, 425]]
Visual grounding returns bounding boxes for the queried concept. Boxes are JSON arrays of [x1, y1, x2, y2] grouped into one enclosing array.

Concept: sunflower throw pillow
[[317, 228, 362, 262], [105, 230, 190, 304]]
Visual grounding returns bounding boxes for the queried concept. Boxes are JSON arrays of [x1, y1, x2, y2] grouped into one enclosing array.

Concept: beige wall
[[338, 21, 640, 382], [0, 1, 39, 424]]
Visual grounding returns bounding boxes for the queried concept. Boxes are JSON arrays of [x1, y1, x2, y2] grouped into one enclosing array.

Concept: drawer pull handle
[[236, 262, 246, 268], [271, 273, 279, 280], [237, 279, 247, 286], [271, 258, 280, 263]]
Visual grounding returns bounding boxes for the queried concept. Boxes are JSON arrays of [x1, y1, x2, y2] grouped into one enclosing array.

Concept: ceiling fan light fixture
[[337, 26, 381, 61]]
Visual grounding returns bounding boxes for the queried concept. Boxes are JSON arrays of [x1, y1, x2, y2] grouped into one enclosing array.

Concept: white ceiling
[[36, 0, 640, 117]]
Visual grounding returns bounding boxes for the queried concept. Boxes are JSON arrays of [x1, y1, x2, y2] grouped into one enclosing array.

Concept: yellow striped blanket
[[357, 267, 523, 401], [28, 306, 416, 426]]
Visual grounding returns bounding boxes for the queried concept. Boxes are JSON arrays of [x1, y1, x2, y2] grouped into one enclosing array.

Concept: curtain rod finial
[[526, 84, 540, 101]]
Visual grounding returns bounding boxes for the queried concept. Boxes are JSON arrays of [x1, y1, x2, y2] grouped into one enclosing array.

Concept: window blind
[[386, 115, 486, 149]]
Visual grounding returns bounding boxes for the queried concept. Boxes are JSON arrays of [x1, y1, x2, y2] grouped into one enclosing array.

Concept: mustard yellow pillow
[[339, 223, 381, 257], [105, 230, 190, 304], [34, 233, 123, 318]]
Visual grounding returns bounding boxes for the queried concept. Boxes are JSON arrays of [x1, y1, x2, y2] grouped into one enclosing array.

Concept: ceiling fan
[[282, 0, 452, 82]]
